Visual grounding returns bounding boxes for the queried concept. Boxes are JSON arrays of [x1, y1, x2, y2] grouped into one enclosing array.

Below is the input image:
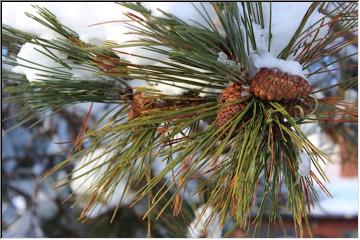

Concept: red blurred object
[[228, 217, 358, 237]]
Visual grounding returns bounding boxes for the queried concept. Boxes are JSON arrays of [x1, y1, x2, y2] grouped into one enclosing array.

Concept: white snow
[[116, 47, 169, 66], [12, 35, 124, 83], [153, 82, 189, 96], [2, 2, 132, 44], [3, 2, 169, 66], [253, 2, 330, 58], [147, 62, 200, 95], [5, 2, 333, 88], [250, 52, 308, 78], [187, 204, 222, 238], [198, 87, 223, 97], [128, 79, 149, 90], [217, 51, 240, 69], [70, 148, 136, 218], [142, 2, 216, 27], [245, 3, 329, 77], [143, 2, 226, 37], [68, 66, 97, 81], [12, 38, 126, 83], [12, 38, 68, 82], [3, 2, 54, 37], [2, 210, 45, 237], [299, 151, 311, 177], [82, 202, 109, 219], [153, 78, 212, 96], [129, 77, 202, 96], [46, 136, 65, 155], [4, 2, 219, 91]]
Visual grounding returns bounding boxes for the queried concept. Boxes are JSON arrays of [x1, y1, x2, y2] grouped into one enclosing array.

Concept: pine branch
[[2, 2, 358, 237]]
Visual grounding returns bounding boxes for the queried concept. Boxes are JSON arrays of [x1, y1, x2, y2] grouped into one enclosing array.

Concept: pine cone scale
[[250, 68, 312, 101], [216, 82, 248, 138]]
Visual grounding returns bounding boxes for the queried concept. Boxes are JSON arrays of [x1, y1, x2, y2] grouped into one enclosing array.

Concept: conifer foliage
[[2, 2, 358, 237]]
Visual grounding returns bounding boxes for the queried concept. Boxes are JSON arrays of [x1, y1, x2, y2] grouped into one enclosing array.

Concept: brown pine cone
[[250, 68, 312, 101], [219, 82, 246, 103], [219, 82, 250, 103], [216, 82, 248, 138], [283, 96, 316, 118], [216, 103, 245, 129]]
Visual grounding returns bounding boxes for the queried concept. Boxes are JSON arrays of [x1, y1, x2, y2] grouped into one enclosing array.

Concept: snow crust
[[251, 52, 308, 78]]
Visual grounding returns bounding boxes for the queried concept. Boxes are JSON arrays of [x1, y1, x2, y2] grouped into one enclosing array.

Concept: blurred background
[[1, 2, 358, 238]]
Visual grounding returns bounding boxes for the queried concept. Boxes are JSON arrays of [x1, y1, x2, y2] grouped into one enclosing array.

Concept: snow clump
[[70, 148, 136, 218], [299, 151, 312, 177], [251, 52, 308, 78], [246, 2, 330, 77], [187, 204, 222, 238], [12, 36, 67, 82]]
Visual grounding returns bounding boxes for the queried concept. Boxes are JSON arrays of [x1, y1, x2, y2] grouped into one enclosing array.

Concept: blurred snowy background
[[2, 2, 358, 237]]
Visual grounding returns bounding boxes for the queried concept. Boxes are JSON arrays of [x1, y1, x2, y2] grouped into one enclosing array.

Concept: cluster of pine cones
[[127, 67, 316, 138], [216, 67, 315, 131]]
